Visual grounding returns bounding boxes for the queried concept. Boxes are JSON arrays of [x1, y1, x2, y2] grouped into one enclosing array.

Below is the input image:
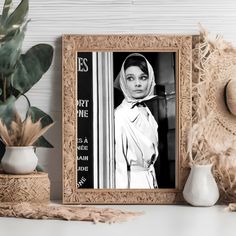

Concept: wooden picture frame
[[62, 35, 192, 204]]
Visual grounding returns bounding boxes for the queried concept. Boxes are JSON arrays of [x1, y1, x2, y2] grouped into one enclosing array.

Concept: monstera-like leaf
[[27, 106, 54, 148], [11, 44, 53, 95]]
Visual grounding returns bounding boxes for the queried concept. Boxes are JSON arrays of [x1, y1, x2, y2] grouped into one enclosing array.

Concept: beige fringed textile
[[0, 202, 142, 223]]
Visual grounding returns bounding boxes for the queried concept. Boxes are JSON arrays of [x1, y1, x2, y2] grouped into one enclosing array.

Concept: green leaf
[[0, 19, 28, 43], [11, 44, 54, 94], [0, 27, 25, 75], [36, 164, 44, 172], [0, 27, 18, 42], [27, 106, 53, 127], [5, 0, 28, 30], [34, 136, 53, 148], [1, 0, 12, 25], [0, 95, 16, 128]]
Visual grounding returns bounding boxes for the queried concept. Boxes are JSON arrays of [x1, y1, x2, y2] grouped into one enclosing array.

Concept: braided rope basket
[[0, 171, 50, 203]]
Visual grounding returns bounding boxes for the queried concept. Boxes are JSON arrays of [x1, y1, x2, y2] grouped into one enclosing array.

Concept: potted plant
[[0, 0, 54, 174]]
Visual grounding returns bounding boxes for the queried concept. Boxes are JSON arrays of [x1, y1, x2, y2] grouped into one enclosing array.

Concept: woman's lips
[[134, 90, 143, 93]]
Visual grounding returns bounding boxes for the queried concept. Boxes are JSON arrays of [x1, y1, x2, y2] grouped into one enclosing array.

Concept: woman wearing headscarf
[[114, 53, 159, 189]]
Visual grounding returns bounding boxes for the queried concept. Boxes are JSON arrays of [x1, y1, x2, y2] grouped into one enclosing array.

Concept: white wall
[[3, 0, 236, 200]]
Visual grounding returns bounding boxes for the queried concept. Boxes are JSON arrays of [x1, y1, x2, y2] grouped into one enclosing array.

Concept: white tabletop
[[0, 205, 236, 236]]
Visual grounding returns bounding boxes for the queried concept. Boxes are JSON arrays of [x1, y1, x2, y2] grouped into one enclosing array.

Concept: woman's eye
[[126, 76, 134, 81], [140, 75, 148, 80]]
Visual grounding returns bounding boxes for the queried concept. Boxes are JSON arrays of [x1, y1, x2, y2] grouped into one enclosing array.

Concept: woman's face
[[125, 66, 149, 99]]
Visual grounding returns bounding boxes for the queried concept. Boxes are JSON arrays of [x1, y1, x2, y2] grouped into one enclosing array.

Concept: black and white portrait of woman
[[76, 51, 176, 189], [114, 53, 159, 189]]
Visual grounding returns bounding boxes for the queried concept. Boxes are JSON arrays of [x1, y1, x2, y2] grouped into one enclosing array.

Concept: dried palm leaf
[[0, 120, 12, 146], [0, 112, 53, 147], [27, 121, 54, 146]]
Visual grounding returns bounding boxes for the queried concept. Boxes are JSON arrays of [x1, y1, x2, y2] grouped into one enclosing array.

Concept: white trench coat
[[115, 99, 159, 189]]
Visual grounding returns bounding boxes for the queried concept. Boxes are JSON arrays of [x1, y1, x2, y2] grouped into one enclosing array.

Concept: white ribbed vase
[[1, 146, 38, 174], [183, 164, 219, 206]]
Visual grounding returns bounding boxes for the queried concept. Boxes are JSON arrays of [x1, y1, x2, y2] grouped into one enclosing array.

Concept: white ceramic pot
[[1, 146, 38, 174], [183, 164, 219, 206]]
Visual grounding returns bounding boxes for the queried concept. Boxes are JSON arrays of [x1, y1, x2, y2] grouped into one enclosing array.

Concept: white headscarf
[[114, 53, 156, 104]]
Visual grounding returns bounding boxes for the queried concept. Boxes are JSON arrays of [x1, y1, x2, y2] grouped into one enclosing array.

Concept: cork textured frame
[[62, 35, 192, 204]]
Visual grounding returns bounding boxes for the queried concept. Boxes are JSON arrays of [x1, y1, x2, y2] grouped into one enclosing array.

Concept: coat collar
[[121, 99, 151, 123]]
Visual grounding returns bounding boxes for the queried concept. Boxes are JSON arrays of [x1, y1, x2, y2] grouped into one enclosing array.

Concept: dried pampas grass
[[189, 27, 236, 203], [0, 112, 54, 146]]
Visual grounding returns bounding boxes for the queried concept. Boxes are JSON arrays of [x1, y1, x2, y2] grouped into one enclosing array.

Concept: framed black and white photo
[[62, 35, 192, 204]]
